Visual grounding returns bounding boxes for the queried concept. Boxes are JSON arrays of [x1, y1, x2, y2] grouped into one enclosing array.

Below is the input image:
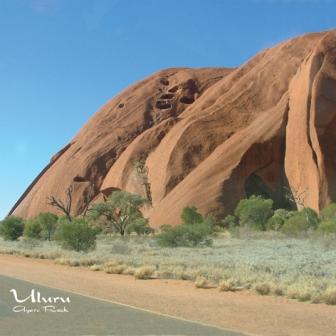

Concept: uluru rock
[[10, 30, 336, 227]]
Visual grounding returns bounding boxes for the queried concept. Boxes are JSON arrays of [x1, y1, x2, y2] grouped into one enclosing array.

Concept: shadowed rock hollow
[[10, 30, 336, 227]]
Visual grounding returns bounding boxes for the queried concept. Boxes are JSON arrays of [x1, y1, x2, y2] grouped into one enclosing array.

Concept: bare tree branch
[[47, 185, 73, 221], [284, 186, 308, 209], [82, 182, 97, 217]]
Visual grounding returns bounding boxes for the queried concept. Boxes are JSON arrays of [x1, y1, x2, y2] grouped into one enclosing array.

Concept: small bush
[[320, 203, 336, 221], [194, 276, 208, 288], [181, 206, 203, 225], [54, 218, 98, 252], [317, 220, 336, 235], [218, 279, 237, 292], [54, 257, 71, 265], [123, 267, 136, 276], [90, 264, 102, 271], [219, 215, 238, 229], [69, 259, 80, 267], [273, 287, 284, 296], [266, 209, 291, 231], [254, 283, 271, 295], [126, 218, 154, 235], [323, 289, 336, 305], [286, 284, 313, 302], [134, 266, 155, 279], [302, 208, 320, 229], [0, 216, 24, 241], [234, 195, 273, 230], [23, 219, 43, 239], [156, 218, 214, 247], [159, 224, 173, 232], [282, 208, 319, 237], [79, 258, 97, 267], [104, 263, 126, 274]]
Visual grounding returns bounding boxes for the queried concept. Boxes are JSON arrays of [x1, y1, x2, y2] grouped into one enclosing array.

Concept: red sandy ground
[[0, 254, 335, 336]]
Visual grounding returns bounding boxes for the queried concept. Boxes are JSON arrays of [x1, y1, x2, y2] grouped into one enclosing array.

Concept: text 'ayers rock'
[[10, 30, 336, 227]]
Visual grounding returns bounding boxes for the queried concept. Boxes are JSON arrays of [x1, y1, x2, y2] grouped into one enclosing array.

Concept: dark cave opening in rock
[[245, 173, 272, 199], [244, 173, 296, 210]]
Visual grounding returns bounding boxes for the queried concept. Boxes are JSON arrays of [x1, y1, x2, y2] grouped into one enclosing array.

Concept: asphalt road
[[0, 275, 245, 336]]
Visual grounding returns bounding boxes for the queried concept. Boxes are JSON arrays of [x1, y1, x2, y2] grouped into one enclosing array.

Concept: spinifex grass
[[1, 232, 336, 304]]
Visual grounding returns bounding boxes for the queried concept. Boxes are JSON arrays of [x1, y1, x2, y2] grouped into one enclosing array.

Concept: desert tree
[[88, 190, 146, 236], [36, 212, 58, 241], [82, 182, 97, 217], [47, 185, 73, 221]]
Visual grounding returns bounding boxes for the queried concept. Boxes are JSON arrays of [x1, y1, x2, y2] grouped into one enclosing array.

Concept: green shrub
[[0, 216, 24, 240], [320, 203, 336, 221], [317, 220, 336, 235], [266, 209, 292, 231], [54, 218, 98, 252], [126, 218, 154, 235], [156, 225, 182, 247], [160, 224, 173, 232], [156, 217, 214, 247], [301, 207, 319, 229], [35, 212, 58, 241], [181, 206, 203, 225], [234, 195, 273, 230], [219, 214, 238, 229], [281, 208, 318, 237], [23, 219, 42, 239]]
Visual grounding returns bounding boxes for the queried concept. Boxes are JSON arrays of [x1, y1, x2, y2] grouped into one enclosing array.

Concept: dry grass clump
[[323, 288, 336, 305], [103, 261, 126, 274], [177, 271, 192, 281], [286, 284, 315, 302], [218, 279, 237, 292], [122, 267, 136, 276], [273, 286, 285, 296], [69, 259, 80, 267], [54, 257, 80, 267], [89, 264, 102, 271], [194, 276, 208, 288], [54, 257, 71, 265], [134, 266, 155, 279], [254, 283, 271, 295], [78, 258, 97, 267]]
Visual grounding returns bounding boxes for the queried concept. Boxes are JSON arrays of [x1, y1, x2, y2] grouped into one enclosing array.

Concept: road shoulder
[[0, 254, 335, 336]]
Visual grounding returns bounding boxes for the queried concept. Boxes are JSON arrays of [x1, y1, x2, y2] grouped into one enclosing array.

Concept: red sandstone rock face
[[10, 30, 336, 227]]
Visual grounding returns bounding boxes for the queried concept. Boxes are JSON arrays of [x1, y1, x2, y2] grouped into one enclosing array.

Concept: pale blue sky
[[0, 0, 335, 218]]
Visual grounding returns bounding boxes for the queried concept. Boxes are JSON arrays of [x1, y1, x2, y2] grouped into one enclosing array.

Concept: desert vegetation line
[[1, 191, 336, 305]]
